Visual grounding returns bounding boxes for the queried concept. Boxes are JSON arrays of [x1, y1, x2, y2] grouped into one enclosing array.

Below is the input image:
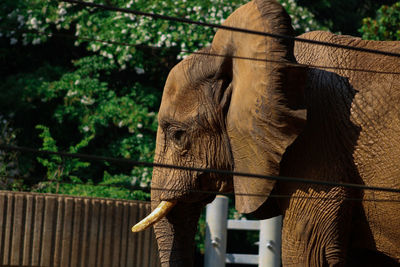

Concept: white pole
[[258, 216, 282, 267], [204, 195, 229, 267]]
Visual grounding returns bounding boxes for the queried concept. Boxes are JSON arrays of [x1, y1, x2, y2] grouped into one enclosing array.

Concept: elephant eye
[[172, 130, 185, 144]]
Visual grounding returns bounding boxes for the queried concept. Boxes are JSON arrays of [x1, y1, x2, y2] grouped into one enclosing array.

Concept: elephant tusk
[[131, 200, 177, 232]]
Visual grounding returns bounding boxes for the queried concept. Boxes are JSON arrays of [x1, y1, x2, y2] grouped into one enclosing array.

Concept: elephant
[[132, 0, 400, 266]]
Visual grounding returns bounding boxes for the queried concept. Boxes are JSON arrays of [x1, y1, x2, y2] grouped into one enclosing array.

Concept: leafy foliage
[[296, 0, 398, 35], [0, 117, 22, 190], [359, 2, 400, 41], [279, 0, 326, 33]]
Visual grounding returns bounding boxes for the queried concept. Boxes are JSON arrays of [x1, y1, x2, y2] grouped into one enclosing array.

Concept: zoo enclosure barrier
[[0, 191, 160, 267], [204, 195, 282, 267]]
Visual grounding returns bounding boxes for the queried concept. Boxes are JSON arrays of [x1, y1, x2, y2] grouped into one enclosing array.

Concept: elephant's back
[[294, 31, 400, 93]]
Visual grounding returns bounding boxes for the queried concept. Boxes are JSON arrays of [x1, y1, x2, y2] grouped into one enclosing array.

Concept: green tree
[[296, 0, 398, 35], [359, 2, 400, 41]]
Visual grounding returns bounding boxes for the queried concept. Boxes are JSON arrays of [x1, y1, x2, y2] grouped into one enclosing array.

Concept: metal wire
[[1, 144, 400, 194], [60, 0, 400, 58], [6, 27, 400, 75], [2, 176, 399, 203]]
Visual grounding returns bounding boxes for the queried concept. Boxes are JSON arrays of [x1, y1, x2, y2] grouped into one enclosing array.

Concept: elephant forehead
[[159, 82, 201, 121], [159, 91, 200, 120], [158, 56, 204, 123]]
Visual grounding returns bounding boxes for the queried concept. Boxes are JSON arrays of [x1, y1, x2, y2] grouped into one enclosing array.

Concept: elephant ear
[[210, 0, 307, 213]]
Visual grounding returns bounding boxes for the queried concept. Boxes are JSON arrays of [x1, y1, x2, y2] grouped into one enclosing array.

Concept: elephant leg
[[280, 186, 353, 267]]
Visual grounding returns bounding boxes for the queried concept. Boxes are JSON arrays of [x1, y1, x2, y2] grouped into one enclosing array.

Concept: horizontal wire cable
[[60, 0, 400, 58], [6, 27, 400, 75], [146, 187, 400, 203], [2, 144, 400, 194], [2, 175, 399, 203]]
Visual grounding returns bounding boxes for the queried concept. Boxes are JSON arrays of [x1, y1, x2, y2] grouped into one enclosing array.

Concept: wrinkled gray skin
[[148, 0, 400, 266]]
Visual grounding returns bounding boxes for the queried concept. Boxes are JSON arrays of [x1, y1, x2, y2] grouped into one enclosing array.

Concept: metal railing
[[204, 196, 282, 267]]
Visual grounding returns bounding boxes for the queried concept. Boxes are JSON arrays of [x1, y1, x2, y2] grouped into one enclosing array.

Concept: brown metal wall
[[0, 191, 160, 267]]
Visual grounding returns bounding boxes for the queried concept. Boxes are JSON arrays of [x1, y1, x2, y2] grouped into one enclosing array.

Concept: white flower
[[80, 96, 95, 105], [10, 38, 18, 45], [32, 38, 41, 45], [139, 180, 147, 188], [17, 15, 24, 23], [137, 123, 143, 129], [58, 8, 67, 16], [147, 112, 155, 117], [91, 43, 99, 51], [137, 133, 143, 139], [134, 67, 145, 74], [83, 126, 90, 132], [29, 17, 38, 29], [118, 121, 124, 128], [121, 29, 127, 34], [66, 90, 78, 97], [74, 80, 80, 85]]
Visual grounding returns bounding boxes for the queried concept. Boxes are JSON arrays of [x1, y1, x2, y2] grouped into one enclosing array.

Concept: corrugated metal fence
[[0, 191, 160, 267]]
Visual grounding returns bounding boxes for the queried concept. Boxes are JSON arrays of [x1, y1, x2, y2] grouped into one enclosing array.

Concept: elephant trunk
[[151, 192, 203, 267]]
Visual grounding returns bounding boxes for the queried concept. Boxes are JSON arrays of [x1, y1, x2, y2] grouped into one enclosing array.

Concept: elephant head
[[133, 0, 307, 265]]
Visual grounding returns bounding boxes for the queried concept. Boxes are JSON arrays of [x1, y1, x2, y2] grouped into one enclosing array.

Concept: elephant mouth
[[132, 168, 228, 233], [131, 200, 177, 232]]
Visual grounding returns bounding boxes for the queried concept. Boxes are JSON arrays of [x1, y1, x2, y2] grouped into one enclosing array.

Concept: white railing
[[204, 195, 281, 267]]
